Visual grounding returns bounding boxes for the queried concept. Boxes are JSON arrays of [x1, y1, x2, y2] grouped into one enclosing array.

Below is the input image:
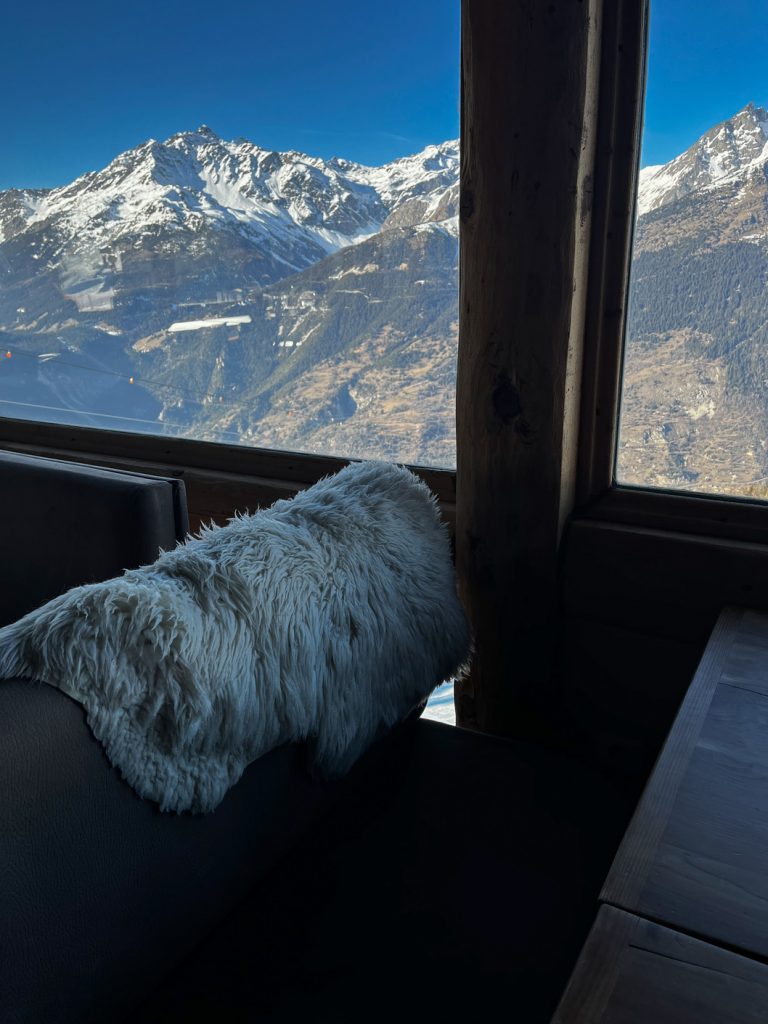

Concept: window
[[0, 1, 459, 470], [616, 0, 768, 501]]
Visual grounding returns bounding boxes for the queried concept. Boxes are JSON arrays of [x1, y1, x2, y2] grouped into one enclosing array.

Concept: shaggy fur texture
[[0, 462, 470, 813]]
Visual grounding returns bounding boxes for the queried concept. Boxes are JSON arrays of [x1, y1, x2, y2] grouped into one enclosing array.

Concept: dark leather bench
[[0, 450, 635, 1023], [0, 452, 339, 1023], [0, 677, 335, 1023]]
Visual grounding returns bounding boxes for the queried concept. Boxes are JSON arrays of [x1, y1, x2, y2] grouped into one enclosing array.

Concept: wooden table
[[553, 906, 768, 1023], [553, 606, 768, 1021]]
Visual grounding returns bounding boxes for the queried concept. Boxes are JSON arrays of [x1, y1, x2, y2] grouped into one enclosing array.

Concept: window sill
[[0, 416, 456, 534], [577, 484, 768, 547]]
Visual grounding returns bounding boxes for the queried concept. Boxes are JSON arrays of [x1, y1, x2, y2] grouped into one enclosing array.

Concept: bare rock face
[[383, 183, 459, 231]]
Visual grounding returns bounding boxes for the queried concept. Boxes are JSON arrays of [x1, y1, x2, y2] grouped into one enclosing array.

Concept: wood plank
[[626, 684, 768, 955], [719, 609, 768, 696], [562, 519, 768, 643], [601, 607, 742, 908], [557, 614, 703, 786], [0, 416, 353, 485], [602, 607, 768, 959], [455, 0, 601, 732], [583, 485, 768, 548], [553, 906, 768, 1023]]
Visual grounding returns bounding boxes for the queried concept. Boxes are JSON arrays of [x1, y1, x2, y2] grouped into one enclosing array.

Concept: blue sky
[[1, 0, 460, 189], [642, 0, 768, 166], [1, 1, 765, 190]]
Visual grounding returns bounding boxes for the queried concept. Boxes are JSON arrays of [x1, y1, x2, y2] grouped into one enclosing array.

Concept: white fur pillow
[[0, 461, 470, 813]]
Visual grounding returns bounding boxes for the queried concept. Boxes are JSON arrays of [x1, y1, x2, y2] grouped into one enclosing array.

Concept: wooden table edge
[[600, 605, 745, 908]]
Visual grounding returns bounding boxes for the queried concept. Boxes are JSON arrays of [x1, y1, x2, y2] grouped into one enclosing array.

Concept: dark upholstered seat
[[1, 450, 323, 1023], [0, 679, 334, 1024], [135, 719, 633, 1024], [0, 450, 188, 627], [0, 682, 630, 1024]]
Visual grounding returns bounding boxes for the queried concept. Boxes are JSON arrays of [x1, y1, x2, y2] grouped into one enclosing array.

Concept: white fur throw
[[0, 461, 470, 813]]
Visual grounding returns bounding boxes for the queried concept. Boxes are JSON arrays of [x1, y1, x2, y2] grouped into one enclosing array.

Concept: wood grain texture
[[553, 906, 768, 1023], [602, 607, 768, 959], [562, 520, 768, 642], [601, 606, 742, 908], [455, 0, 601, 732], [559, 521, 768, 775]]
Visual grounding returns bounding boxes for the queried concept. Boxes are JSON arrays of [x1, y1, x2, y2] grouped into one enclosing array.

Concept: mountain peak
[[741, 100, 768, 121], [730, 101, 768, 137], [0, 129, 462, 269], [165, 125, 222, 148], [638, 101, 768, 216]]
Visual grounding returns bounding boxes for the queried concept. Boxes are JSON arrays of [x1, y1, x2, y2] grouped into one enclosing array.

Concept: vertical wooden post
[[456, 0, 602, 733]]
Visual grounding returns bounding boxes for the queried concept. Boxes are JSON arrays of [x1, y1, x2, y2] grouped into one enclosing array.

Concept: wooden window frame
[[576, 0, 768, 548], [558, 0, 768, 770], [0, 418, 456, 535], [453, 0, 768, 740]]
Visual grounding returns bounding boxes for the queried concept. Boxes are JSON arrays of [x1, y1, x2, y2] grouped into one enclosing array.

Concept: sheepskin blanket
[[0, 461, 470, 813]]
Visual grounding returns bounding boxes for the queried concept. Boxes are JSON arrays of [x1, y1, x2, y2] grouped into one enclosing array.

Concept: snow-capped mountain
[[0, 128, 457, 270], [0, 128, 458, 340], [5, 105, 768, 483], [0, 129, 460, 464], [622, 101, 768, 496], [637, 102, 768, 216]]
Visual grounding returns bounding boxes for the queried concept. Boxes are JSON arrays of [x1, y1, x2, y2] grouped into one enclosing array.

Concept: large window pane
[[0, 1, 459, 469], [617, 1, 768, 499]]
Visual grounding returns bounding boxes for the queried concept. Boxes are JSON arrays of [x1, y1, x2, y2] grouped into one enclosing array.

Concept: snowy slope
[[0, 129, 459, 271], [638, 102, 768, 216]]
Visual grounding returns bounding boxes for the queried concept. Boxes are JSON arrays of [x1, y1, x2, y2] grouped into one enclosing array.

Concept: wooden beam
[[456, 0, 602, 732]]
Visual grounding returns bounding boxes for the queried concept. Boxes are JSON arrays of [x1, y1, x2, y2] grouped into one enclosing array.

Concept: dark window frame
[[574, 0, 768, 547]]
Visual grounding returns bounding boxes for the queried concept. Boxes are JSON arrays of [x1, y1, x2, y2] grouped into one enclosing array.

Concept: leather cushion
[[0, 678, 331, 1024], [0, 450, 188, 627]]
